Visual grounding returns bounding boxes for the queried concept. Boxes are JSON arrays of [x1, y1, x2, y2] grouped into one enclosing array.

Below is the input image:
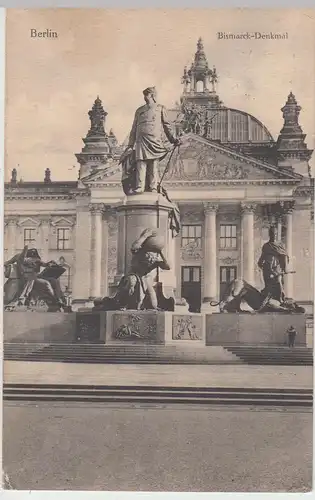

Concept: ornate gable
[[80, 161, 121, 182], [160, 133, 302, 182], [17, 217, 41, 227], [81, 132, 303, 188], [51, 217, 75, 227]]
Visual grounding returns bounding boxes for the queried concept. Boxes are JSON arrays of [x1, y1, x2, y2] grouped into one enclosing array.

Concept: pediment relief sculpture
[[157, 135, 298, 182]]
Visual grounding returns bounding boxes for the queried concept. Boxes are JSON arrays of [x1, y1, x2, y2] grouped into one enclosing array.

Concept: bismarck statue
[[212, 225, 304, 314], [119, 86, 180, 195], [93, 228, 174, 311]]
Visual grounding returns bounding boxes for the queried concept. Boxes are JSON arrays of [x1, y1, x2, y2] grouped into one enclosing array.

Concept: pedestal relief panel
[[172, 314, 203, 340], [75, 311, 106, 342], [106, 311, 166, 344]]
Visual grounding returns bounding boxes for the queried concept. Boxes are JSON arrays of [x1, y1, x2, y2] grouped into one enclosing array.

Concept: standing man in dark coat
[[287, 325, 297, 347], [121, 87, 180, 194]]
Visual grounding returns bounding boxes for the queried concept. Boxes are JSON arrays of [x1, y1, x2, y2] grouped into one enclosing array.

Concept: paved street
[[3, 403, 312, 492], [4, 360, 313, 389]]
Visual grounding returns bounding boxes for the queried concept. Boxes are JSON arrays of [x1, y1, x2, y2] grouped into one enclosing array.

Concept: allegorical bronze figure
[[4, 246, 69, 311], [257, 225, 289, 303], [93, 228, 174, 311], [211, 225, 302, 314]]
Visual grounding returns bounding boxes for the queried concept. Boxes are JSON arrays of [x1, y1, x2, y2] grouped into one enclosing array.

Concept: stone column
[[100, 207, 110, 297], [89, 203, 104, 299], [71, 194, 92, 307], [276, 217, 282, 243], [6, 219, 17, 256], [40, 218, 51, 261], [241, 203, 256, 285], [190, 75, 195, 92], [284, 204, 294, 298], [115, 209, 127, 284], [202, 203, 219, 308]]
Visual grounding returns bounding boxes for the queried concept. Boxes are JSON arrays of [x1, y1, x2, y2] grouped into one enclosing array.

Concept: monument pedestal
[[205, 313, 307, 346], [115, 192, 177, 306]]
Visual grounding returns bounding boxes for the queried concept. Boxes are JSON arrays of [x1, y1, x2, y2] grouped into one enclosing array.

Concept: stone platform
[[3, 312, 76, 343], [206, 313, 307, 346], [3, 310, 308, 347], [76, 310, 307, 346], [75, 310, 205, 344]]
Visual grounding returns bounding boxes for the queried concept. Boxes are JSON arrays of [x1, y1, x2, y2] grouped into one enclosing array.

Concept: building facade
[[4, 40, 314, 312]]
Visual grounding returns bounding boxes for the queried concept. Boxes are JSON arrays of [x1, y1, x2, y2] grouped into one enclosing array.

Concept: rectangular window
[[183, 267, 191, 282], [182, 266, 201, 283], [220, 266, 237, 300], [220, 224, 237, 249], [192, 267, 200, 282], [24, 228, 36, 247], [57, 228, 70, 250], [181, 224, 202, 248]]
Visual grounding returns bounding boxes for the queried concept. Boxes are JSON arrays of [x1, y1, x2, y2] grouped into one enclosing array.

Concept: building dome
[[168, 106, 274, 145]]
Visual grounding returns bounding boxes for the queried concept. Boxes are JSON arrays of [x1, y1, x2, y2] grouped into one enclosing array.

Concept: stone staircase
[[3, 342, 240, 365], [225, 346, 313, 366], [3, 383, 313, 408], [3, 342, 313, 366]]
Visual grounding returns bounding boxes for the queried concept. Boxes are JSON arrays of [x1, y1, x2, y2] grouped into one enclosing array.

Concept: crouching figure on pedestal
[[93, 228, 174, 311]]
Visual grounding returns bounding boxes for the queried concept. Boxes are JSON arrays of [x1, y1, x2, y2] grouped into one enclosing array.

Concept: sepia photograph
[[2, 8, 314, 492]]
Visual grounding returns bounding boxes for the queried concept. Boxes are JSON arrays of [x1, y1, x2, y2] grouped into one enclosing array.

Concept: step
[[3, 388, 312, 400], [3, 393, 312, 407], [5, 384, 312, 393]]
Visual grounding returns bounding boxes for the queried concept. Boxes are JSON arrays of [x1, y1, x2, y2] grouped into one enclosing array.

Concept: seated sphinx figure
[[94, 228, 174, 311]]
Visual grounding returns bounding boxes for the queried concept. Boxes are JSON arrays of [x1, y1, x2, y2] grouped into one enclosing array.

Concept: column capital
[[6, 217, 18, 226], [281, 200, 295, 214], [89, 203, 105, 215], [102, 205, 115, 221], [203, 202, 219, 215], [240, 202, 257, 214]]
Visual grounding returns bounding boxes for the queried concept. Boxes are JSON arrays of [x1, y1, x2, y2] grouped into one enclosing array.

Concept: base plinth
[[206, 313, 307, 346]]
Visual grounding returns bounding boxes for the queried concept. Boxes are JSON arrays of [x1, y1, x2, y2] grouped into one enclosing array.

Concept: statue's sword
[[158, 143, 180, 193], [156, 143, 180, 285]]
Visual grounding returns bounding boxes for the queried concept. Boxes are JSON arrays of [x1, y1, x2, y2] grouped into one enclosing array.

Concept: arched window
[[196, 80, 204, 93]]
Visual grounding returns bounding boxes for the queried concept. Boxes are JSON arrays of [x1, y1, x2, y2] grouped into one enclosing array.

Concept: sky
[[5, 8, 315, 181]]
